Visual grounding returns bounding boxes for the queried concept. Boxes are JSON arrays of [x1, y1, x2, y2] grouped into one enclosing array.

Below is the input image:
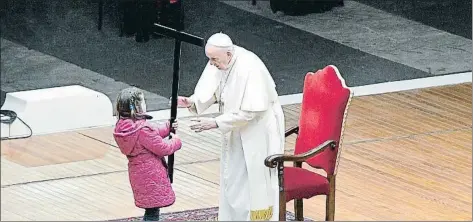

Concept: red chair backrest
[[294, 65, 351, 175]]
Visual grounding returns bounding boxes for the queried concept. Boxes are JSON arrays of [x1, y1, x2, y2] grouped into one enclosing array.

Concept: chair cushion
[[284, 167, 330, 202]]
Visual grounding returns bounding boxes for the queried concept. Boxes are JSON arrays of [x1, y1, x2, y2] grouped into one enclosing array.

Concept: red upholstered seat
[[284, 167, 329, 201]]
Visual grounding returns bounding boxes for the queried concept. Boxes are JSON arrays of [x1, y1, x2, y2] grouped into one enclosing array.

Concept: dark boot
[[143, 208, 160, 221]]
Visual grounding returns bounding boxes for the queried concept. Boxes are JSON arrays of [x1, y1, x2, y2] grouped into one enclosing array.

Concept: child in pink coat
[[113, 88, 182, 221]]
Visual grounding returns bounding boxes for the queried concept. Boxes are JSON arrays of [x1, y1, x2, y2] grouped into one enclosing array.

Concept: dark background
[[1, 0, 471, 109]]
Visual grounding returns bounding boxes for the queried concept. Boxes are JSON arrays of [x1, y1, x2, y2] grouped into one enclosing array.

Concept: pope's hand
[[169, 96, 192, 108], [190, 117, 218, 133]]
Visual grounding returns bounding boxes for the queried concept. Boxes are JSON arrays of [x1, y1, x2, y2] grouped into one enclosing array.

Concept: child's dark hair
[[115, 87, 145, 119]]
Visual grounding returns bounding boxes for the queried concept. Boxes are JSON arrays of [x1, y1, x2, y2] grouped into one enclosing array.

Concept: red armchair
[[265, 65, 353, 221]]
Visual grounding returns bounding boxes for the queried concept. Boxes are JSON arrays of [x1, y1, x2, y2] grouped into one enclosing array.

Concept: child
[[113, 87, 182, 221]]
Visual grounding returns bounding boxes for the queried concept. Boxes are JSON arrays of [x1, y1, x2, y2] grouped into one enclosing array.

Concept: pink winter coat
[[113, 118, 182, 209]]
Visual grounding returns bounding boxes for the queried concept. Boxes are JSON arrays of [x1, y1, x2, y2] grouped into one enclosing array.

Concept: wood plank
[[0, 170, 220, 221], [0, 132, 111, 167], [342, 83, 471, 143], [0, 132, 128, 186]]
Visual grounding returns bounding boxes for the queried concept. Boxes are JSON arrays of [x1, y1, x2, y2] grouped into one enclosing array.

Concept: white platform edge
[[2, 72, 471, 136]]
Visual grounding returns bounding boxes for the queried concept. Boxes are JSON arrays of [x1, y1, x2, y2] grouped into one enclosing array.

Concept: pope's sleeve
[[188, 94, 217, 115], [187, 62, 220, 115], [215, 111, 259, 134]]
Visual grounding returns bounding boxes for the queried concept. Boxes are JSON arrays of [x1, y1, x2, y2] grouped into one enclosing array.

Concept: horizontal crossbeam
[[152, 23, 205, 47]]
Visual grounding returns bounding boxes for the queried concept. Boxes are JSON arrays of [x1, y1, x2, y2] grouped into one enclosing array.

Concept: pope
[[177, 32, 285, 221]]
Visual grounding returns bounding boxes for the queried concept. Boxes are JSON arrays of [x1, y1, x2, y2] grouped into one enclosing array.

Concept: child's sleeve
[[139, 126, 182, 157], [147, 121, 171, 138], [155, 121, 171, 138]]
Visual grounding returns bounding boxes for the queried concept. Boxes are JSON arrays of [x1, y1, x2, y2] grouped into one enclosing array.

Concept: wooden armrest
[[285, 126, 299, 137], [264, 140, 337, 168]]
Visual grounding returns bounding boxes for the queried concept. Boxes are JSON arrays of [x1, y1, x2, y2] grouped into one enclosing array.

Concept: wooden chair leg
[[325, 176, 336, 221], [292, 160, 303, 220], [280, 198, 286, 221], [294, 199, 304, 220], [278, 163, 286, 221]]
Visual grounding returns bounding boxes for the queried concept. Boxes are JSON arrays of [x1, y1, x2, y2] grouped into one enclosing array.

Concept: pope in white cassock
[[177, 32, 285, 221]]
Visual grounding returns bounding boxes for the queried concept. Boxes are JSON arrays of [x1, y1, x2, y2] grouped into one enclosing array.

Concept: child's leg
[[143, 207, 160, 221]]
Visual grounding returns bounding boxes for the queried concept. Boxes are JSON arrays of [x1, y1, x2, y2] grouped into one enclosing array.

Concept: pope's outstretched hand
[[169, 96, 192, 108], [190, 118, 217, 133]]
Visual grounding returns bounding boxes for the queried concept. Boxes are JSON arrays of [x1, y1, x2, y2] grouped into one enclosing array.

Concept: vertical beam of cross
[[152, 22, 205, 183]]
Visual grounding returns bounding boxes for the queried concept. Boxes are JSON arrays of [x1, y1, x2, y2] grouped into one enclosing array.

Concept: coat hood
[[113, 118, 145, 156]]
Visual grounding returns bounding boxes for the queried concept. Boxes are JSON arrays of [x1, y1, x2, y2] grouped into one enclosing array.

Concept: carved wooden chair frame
[[265, 65, 353, 221]]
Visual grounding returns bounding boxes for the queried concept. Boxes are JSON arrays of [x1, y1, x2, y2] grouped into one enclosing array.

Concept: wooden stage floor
[[1, 83, 471, 221]]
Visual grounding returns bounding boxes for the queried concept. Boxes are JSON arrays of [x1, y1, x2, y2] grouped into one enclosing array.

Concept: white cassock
[[188, 45, 285, 221]]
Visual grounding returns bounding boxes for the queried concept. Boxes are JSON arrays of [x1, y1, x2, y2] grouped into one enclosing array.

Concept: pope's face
[[205, 46, 231, 70]]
